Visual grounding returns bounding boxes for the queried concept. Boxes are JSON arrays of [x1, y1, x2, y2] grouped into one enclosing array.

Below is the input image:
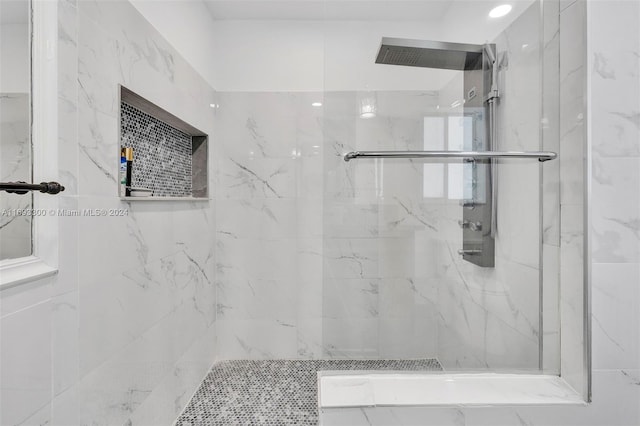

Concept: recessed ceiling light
[[312, 102, 322, 107], [489, 4, 512, 18]]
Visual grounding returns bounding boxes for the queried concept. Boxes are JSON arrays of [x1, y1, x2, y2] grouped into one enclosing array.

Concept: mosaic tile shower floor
[[175, 358, 442, 426]]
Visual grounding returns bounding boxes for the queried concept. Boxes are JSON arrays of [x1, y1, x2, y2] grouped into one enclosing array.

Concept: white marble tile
[[320, 369, 639, 426], [53, 197, 79, 297], [592, 263, 640, 370], [217, 198, 298, 239], [378, 237, 417, 278], [79, 248, 213, 376], [412, 232, 442, 279], [125, 324, 215, 426], [323, 318, 379, 358], [559, 0, 586, 207], [76, 97, 119, 196], [0, 0, 217, 424], [323, 278, 379, 320], [494, 161, 540, 268], [297, 196, 323, 238], [297, 318, 324, 358], [324, 201, 379, 238], [76, 197, 150, 284], [542, 243, 560, 374], [324, 238, 380, 280], [437, 274, 539, 370], [378, 197, 439, 239], [216, 319, 298, 359], [592, 157, 640, 263], [559, 261, 585, 395], [52, 290, 79, 396], [494, 4, 541, 154], [50, 385, 79, 426], [559, 2, 587, 380], [378, 278, 419, 319], [297, 238, 323, 319], [215, 92, 299, 160], [77, 298, 209, 426], [57, 98, 79, 196], [355, 115, 423, 152], [1, 300, 52, 426], [216, 157, 298, 199], [216, 235, 298, 282], [217, 277, 297, 322], [542, 0, 561, 250], [18, 403, 51, 426], [320, 373, 583, 408], [57, 0, 78, 105], [589, 1, 640, 159], [297, 156, 324, 198], [378, 318, 423, 359]]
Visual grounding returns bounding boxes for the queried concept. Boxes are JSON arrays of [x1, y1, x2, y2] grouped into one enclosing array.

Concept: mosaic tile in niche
[[120, 101, 192, 197]]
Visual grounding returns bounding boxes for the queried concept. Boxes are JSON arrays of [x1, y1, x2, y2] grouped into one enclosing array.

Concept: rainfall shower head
[[375, 37, 485, 71]]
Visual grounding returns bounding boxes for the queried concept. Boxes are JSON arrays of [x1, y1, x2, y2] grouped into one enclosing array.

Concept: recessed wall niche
[[118, 86, 208, 200]]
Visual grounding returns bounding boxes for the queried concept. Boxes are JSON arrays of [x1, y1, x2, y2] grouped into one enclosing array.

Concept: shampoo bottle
[[125, 147, 134, 196], [120, 148, 127, 196]]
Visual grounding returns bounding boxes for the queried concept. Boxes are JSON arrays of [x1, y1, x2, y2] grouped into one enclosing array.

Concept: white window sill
[[319, 373, 586, 408], [0, 256, 58, 290]]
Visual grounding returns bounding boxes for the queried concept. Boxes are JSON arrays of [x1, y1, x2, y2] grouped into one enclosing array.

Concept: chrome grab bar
[[343, 150, 557, 162]]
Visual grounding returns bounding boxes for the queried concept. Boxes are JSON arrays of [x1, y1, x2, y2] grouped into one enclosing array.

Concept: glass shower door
[[321, 0, 559, 374]]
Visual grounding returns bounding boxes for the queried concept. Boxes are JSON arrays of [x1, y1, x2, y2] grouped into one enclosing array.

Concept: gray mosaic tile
[[176, 359, 442, 426], [120, 102, 192, 197]]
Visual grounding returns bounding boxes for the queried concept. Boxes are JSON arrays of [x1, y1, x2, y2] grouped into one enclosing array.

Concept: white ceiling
[[203, 0, 533, 22], [205, 0, 454, 21]]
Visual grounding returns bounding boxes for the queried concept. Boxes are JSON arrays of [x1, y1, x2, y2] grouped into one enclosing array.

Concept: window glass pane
[[423, 116, 444, 150], [1, 0, 33, 260], [447, 163, 464, 199], [423, 164, 444, 198]]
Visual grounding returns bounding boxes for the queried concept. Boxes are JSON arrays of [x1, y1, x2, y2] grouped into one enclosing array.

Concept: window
[[422, 115, 474, 200]]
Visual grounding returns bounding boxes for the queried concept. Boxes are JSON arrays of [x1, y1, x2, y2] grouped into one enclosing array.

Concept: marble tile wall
[[322, 91, 440, 359], [214, 90, 443, 361], [0, 1, 218, 425], [434, 3, 543, 370], [588, 0, 640, 400], [321, 0, 640, 423], [559, 0, 587, 396], [214, 91, 325, 359], [218, 7, 550, 366], [542, 0, 561, 374]]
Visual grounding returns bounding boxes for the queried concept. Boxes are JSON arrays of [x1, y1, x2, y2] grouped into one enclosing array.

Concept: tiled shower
[[0, 0, 639, 425]]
